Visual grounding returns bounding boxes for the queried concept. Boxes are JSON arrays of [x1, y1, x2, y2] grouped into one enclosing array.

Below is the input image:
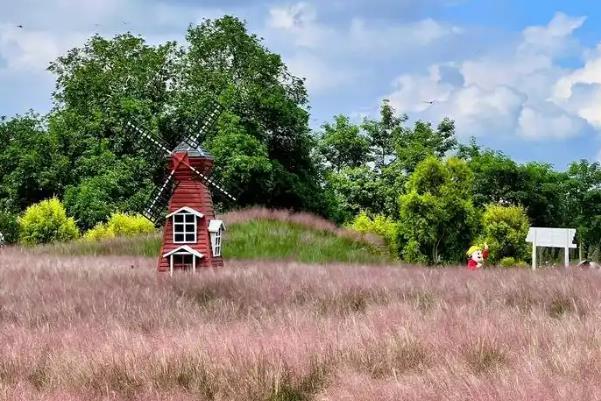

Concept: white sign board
[[525, 227, 577, 269], [526, 227, 577, 249]]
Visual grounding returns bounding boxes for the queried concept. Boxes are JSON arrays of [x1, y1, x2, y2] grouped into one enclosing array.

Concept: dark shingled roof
[[173, 141, 212, 158]]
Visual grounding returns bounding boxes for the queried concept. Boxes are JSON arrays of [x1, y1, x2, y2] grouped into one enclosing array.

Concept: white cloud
[[385, 12, 593, 141], [518, 104, 587, 140], [285, 52, 356, 92], [349, 17, 461, 49], [0, 24, 86, 72], [264, 2, 460, 94]]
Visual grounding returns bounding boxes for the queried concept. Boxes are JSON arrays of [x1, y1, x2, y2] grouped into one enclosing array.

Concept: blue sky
[[2, 0, 601, 168]]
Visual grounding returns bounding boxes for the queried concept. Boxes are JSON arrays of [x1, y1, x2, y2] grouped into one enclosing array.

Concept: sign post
[[526, 227, 577, 270]]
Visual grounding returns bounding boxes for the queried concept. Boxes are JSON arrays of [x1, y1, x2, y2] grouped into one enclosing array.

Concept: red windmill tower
[[126, 104, 236, 275]]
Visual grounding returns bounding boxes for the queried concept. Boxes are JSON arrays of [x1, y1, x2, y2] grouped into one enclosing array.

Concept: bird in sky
[[422, 100, 436, 105], [17, 25, 23, 29]]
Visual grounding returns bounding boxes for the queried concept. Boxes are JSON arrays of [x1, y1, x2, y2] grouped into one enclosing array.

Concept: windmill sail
[[144, 171, 176, 225], [183, 101, 222, 149]]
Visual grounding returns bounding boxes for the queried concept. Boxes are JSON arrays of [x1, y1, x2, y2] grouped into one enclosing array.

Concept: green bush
[[480, 204, 530, 264], [349, 211, 399, 256], [19, 198, 79, 245], [499, 257, 516, 268], [0, 210, 19, 244], [83, 213, 155, 240]]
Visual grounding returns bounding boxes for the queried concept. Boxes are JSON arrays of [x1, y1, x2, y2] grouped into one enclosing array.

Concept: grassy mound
[[42, 209, 392, 264]]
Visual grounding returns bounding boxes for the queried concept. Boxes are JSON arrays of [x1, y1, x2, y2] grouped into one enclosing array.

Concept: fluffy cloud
[[264, 2, 461, 93], [0, 24, 85, 72], [386, 12, 594, 141]]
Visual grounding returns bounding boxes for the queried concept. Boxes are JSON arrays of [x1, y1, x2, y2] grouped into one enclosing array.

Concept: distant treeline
[[0, 16, 599, 263]]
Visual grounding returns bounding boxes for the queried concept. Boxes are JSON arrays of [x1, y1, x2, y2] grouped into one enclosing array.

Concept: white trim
[[208, 219, 225, 233], [172, 211, 198, 244], [209, 220, 224, 257], [166, 207, 204, 219], [163, 245, 204, 259]]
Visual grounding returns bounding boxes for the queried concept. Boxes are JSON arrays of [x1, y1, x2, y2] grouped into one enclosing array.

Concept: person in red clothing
[[466, 243, 489, 270]]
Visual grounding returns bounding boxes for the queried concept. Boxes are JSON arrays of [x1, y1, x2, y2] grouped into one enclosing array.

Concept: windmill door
[[173, 253, 194, 271], [169, 251, 197, 275]]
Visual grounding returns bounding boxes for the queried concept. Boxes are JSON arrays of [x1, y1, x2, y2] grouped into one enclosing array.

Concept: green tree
[[179, 16, 322, 212], [0, 209, 19, 244], [564, 160, 601, 259], [324, 166, 383, 222], [205, 112, 273, 206], [19, 198, 79, 245], [45, 16, 325, 229], [394, 118, 457, 174], [398, 157, 477, 264], [316, 115, 370, 172], [479, 204, 530, 264], [0, 113, 65, 211], [362, 99, 405, 169], [463, 143, 568, 228]]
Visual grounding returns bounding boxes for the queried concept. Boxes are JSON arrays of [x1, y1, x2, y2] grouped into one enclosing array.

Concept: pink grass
[[1, 247, 601, 400]]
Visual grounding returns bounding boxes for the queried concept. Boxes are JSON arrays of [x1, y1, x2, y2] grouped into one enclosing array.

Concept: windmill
[[126, 102, 236, 275]]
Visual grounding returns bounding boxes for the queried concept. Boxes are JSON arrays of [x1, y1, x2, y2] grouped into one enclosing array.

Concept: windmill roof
[[173, 141, 212, 158], [208, 219, 226, 232], [162, 245, 204, 259]]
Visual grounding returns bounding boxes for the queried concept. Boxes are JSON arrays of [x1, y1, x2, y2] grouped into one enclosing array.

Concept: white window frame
[[208, 220, 225, 257], [173, 212, 197, 244], [212, 229, 222, 257]]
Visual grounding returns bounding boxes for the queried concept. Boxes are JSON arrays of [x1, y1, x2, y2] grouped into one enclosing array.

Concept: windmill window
[[213, 229, 222, 256], [173, 212, 197, 243], [208, 220, 225, 257]]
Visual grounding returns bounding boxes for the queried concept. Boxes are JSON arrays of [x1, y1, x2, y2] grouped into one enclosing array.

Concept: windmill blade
[[187, 164, 237, 202], [126, 121, 172, 157], [144, 170, 176, 225], [183, 101, 222, 149]]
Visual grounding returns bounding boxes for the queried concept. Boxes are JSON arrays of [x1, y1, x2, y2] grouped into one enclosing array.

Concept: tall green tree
[[44, 16, 324, 229], [316, 115, 370, 172], [0, 113, 65, 211], [479, 204, 530, 263], [565, 160, 601, 259], [398, 157, 477, 264], [362, 99, 406, 170]]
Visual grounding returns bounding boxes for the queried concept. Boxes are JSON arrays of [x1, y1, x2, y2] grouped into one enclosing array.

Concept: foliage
[[319, 101, 458, 220], [463, 146, 568, 227], [480, 204, 530, 264], [205, 112, 273, 205], [398, 157, 477, 264], [316, 115, 371, 172], [0, 209, 19, 244], [564, 160, 601, 259], [348, 211, 399, 255], [499, 257, 516, 268], [18, 198, 79, 245], [23, 16, 324, 231], [84, 213, 155, 240], [0, 113, 66, 211]]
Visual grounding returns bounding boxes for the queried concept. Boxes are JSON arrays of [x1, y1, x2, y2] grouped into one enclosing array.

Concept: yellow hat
[[466, 245, 481, 256]]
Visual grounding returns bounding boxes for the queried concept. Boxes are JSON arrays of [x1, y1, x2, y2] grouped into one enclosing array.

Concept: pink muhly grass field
[[1, 248, 601, 400]]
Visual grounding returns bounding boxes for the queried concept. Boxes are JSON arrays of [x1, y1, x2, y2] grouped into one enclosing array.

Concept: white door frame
[[169, 252, 197, 276]]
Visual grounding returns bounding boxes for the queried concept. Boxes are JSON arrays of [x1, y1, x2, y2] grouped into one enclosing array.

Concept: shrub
[[349, 211, 399, 255], [84, 213, 155, 240], [83, 224, 116, 241], [0, 210, 19, 244], [480, 204, 529, 264], [18, 198, 79, 245], [499, 257, 516, 268]]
